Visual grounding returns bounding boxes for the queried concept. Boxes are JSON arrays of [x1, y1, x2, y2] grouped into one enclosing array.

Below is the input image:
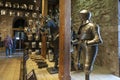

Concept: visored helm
[[79, 10, 91, 20]]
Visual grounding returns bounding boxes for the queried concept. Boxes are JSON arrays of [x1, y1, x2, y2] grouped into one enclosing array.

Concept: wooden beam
[[59, 0, 71, 80], [12, 28, 24, 31], [41, 0, 48, 58], [42, 0, 48, 16]]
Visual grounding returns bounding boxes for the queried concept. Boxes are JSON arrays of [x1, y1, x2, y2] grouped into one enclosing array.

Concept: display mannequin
[[47, 27, 59, 74], [74, 10, 103, 80]]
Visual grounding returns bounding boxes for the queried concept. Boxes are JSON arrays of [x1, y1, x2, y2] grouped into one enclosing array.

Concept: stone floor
[[0, 49, 23, 58], [71, 69, 120, 80]]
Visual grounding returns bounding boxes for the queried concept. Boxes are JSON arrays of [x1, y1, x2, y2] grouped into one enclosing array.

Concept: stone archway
[[12, 17, 28, 28]]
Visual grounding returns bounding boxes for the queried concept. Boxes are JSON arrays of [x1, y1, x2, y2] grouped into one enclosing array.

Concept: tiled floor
[[0, 50, 23, 58]]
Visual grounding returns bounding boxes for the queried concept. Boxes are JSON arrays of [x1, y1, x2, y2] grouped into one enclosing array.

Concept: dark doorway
[[13, 18, 27, 28], [13, 17, 28, 50], [13, 31, 25, 50]]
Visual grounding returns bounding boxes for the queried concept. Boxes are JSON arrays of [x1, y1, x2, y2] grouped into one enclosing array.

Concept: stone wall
[[0, 15, 30, 41], [118, 0, 120, 65], [71, 0, 119, 76], [0, 15, 14, 41]]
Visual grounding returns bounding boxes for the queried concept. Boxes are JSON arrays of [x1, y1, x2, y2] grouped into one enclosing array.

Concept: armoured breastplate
[[35, 49, 40, 54], [35, 35, 39, 41], [32, 27, 36, 34], [39, 42, 42, 48], [28, 34, 33, 41], [32, 42, 36, 48], [79, 24, 94, 40], [25, 42, 29, 48]]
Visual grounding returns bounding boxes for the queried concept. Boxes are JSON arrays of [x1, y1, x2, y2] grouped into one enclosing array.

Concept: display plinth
[[47, 67, 58, 74]]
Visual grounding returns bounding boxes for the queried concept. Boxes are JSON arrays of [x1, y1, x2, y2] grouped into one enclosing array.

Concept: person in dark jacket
[[4, 35, 13, 57], [12, 37, 16, 53]]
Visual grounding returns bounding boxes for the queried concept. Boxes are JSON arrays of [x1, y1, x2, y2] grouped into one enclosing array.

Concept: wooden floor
[[0, 51, 120, 80], [0, 50, 22, 80], [26, 56, 59, 80], [0, 58, 22, 80], [26, 55, 120, 80]]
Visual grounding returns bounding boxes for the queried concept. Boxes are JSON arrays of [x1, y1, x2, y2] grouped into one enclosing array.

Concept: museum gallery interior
[[0, 0, 120, 80]]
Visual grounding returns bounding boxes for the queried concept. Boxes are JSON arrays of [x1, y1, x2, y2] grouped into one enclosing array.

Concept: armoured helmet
[[79, 10, 91, 20]]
